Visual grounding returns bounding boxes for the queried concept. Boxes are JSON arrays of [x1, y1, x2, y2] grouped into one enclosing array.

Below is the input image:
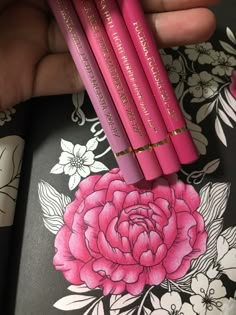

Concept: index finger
[[141, 0, 221, 13]]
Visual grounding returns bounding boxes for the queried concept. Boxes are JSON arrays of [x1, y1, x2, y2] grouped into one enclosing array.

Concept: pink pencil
[[72, 0, 162, 181], [47, 0, 144, 184], [117, 0, 199, 164], [95, 0, 181, 175]]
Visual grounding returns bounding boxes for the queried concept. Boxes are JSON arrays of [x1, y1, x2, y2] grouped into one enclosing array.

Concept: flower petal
[[208, 279, 227, 299], [64, 163, 76, 176], [82, 151, 95, 165], [53, 225, 84, 284], [191, 273, 209, 296], [160, 292, 182, 312], [59, 152, 74, 165], [73, 144, 87, 158], [190, 295, 206, 315], [77, 165, 91, 178]]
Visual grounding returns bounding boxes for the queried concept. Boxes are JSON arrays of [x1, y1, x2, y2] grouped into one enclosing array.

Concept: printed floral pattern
[[36, 27, 236, 314]]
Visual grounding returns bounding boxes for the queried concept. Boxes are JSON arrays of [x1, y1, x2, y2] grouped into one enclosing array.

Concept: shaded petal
[[172, 181, 200, 213], [74, 144, 87, 158], [98, 232, 136, 265], [93, 258, 143, 284], [98, 202, 118, 234], [59, 152, 74, 165], [64, 163, 76, 176], [163, 212, 196, 274], [77, 165, 91, 178], [53, 225, 84, 284], [106, 217, 131, 252], [147, 264, 166, 285], [70, 213, 92, 262], [126, 270, 146, 295], [82, 151, 95, 165]]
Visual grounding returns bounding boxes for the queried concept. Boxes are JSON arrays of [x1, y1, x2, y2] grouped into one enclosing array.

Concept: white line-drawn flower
[[160, 51, 184, 84], [188, 71, 219, 99], [150, 292, 195, 315], [185, 43, 218, 64], [190, 273, 227, 315], [51, 138, 108, 190], [212, 51, 236, 76]]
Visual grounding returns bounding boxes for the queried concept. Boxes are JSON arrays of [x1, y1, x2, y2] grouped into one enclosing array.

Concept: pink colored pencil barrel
[[117, 0, 199, 164], [95, 0, 181, 175], [73, 0, 162, 180], [47, 0, 144, 184]]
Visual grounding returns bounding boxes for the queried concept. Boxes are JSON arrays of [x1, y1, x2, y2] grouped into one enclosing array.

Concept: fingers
[[147, 8, 217, 48], [141, 0, 221, 13], [33, 53, 84, 97]]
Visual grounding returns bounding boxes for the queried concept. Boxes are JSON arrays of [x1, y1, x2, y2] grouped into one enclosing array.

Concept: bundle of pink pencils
[[48, 0, 199, 184]]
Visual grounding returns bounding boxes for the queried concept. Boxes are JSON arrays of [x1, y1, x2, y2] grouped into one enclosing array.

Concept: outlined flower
[[185, 43, 217, 64], [190, 273, 227, 315], [50, 139, 108, 190], [212, 51, 236, 76], [53, 169, 207, 296], [188, 71, 219, 99], [151, 292, 195, 315], [160, 51, 184, 84]]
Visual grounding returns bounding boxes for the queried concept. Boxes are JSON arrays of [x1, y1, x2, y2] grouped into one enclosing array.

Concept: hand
[[0, 0, 220, 110]]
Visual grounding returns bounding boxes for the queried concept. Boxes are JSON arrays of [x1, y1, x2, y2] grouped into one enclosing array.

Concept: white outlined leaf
[[215, 117, 227, 146], [111, 294, 140, 310], [203, 159, 220, 175], [91, 301, 105, 315], [86, 138, 99, 151], [61, 139, 74, 154], [220, 41, 236, 55], [38, 181, 71, 233], [218, 109, 234, 127], [150, 292, 161, 309], [196, 102, 215, 124], [143, 306, 152, 315], [110, 295, 122, 315], [226, 27, 236, 44], [90, 161, 109, 173], [53, 295, 97, 311], [198, 182, 230, 226], [68, 284, 97, 294]]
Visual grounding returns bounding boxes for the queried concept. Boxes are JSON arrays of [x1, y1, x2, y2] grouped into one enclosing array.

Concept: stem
[[168, 280, 194, 296], [137, 286, 154, 315]]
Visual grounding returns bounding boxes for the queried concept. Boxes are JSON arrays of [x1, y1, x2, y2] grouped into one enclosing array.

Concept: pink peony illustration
[[53, 169, 207, 296]]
